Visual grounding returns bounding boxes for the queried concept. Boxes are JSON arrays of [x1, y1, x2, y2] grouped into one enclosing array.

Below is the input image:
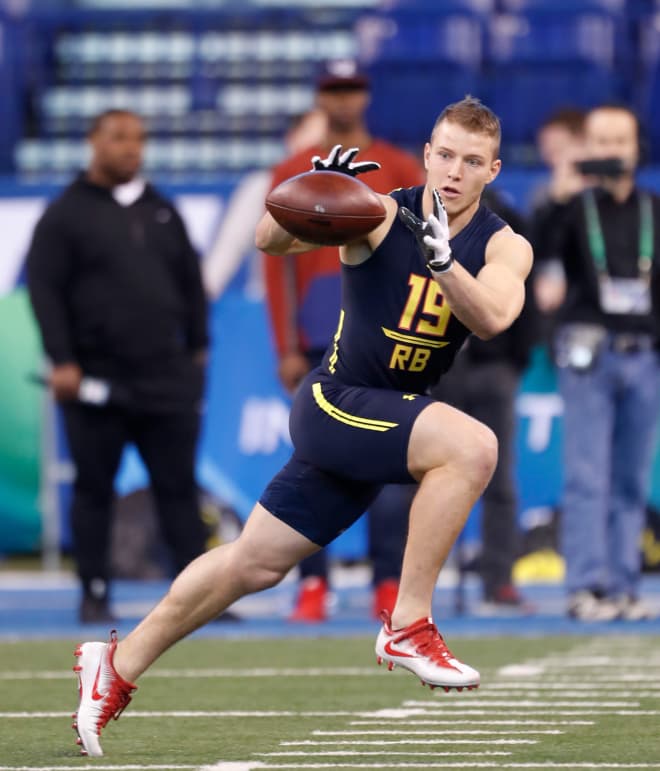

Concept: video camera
[[574, 157, 626, 177]]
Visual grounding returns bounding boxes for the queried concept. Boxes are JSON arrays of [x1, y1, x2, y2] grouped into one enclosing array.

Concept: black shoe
[[79, 596, 117, 624], [482, 584, 536, 614], [211, 609, 242, 623]]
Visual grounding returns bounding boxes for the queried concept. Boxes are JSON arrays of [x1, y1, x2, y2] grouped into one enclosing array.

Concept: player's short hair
[[431, 96, 501, 157], [87, 109, 141, 137]]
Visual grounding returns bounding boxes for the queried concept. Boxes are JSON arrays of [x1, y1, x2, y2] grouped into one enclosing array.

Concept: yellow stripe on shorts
[[382, 327, 450, 349], [312, 382, 399, 432]]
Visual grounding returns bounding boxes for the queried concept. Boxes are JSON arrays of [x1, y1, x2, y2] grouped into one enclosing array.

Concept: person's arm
[[203, 170, 271, 299], [26, 206, 84, 401], [259, 201, 320, 369], [529, 198, 575, 313], [172, 209, 209, 356], [26, 207, 77, 365]]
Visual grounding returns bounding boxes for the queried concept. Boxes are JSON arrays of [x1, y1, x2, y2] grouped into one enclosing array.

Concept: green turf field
[[1, 634, 660, 769]]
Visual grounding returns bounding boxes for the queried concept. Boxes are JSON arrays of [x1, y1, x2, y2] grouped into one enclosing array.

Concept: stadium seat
[[484, 9, 626, 156], [360, 7, 485, 148], [366, 61, 482, 150]]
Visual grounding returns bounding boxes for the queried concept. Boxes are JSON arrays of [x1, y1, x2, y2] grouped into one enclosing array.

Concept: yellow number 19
[[397, 274, 451, 337]]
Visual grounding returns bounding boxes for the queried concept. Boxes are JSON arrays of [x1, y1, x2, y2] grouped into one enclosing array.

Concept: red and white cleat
[[375, 610, 480, 691], [72, 630, 136, 756]]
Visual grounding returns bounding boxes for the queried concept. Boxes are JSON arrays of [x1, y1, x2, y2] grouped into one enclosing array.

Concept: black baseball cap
[[316, 59, 370, 92]]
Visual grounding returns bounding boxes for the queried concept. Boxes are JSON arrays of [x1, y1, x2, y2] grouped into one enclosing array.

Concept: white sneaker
[[567, 590, 620, 622], [72, 630, 137, 756], [375, 611, 480, 691], [614, 595, 656, 621]]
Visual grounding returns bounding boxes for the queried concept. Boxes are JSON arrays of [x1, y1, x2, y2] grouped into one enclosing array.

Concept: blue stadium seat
[[636, 11, 660, 160], [382, 0, 494, 10], [359, 7, 486, 147], [488, 9, 619, 64], [358, 9, 484, 65], [484, 9, 626, 153], [366, 62, 482, 150], [498, 0, 625, 11]]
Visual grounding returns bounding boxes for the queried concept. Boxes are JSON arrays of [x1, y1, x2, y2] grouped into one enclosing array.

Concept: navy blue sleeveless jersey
[[262, 187, 509, 543], [320, 185, 507, 394]]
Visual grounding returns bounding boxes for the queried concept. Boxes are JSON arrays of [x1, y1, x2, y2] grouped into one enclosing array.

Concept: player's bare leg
[[114, 505, 318, 680], [73, 505, 318, 755], [375, 401, 497, 690], [396, 401, 497, 624]]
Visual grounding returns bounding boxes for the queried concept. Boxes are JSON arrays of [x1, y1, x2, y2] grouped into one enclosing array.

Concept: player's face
[[317, 89, 370, 133], [584, 108, 639, 173], [89, 113, 146, 185], [424, 120, 501, 217], [537, 124, 584, 169]]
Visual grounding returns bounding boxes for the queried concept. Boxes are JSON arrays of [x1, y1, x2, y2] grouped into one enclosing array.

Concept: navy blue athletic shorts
[[259, 368, 434, 546]]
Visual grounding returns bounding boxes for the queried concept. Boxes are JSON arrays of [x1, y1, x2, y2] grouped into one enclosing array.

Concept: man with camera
[[533, 104, 660, 621]]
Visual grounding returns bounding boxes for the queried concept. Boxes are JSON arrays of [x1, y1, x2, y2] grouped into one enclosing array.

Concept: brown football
[[265, 170, 386, 246]]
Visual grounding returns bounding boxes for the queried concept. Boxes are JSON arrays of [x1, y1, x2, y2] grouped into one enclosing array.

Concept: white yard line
[[0, 711, 356, 719], [399, 708, 660, 716], [278, 739, 539, 746], [484, 682, 660, 690], [0, 767, 199, 771], [203, 764, 660, 770], [400, 699, 639, 707], [5, 708, 657, 719], [459, 690, 660, 698], [4, 667, 660, 683], [256, 752, 513, 757], [349, 720, 594, 726], [311, 730, 564, 736], [0, 667, 380, 680]]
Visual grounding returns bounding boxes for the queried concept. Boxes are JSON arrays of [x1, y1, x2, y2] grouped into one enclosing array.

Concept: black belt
[[608, 333, 656, 354]]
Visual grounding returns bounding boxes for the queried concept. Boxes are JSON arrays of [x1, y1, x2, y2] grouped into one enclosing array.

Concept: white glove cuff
[[429, 257, 454, 278]]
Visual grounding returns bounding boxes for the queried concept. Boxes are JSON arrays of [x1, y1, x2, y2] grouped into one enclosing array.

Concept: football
[[265, 170, 386, 246]]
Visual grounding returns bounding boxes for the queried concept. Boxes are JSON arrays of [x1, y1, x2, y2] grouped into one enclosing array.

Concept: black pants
[[431, 353, 521, 595], [61, 402, 207, 598]]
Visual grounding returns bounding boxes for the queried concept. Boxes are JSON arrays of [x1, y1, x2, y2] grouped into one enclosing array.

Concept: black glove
[[311, 144, 381, 177], [398, 188, 453, 273]]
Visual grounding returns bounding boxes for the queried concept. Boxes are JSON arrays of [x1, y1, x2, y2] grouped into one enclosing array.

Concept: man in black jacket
[[27, 109, 210, 623], [532, 104, 660, 621]]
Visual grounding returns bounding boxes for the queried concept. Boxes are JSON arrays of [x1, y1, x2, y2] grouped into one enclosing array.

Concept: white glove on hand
[[399, 188, 454, 273], [311, 144, 381, 177], [423, 190, 452, 272]]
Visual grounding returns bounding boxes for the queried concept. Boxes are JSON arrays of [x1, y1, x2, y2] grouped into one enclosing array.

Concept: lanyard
[[583, 189, 654, 277]]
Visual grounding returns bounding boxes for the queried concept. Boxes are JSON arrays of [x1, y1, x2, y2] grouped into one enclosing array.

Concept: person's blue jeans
[[559, 343, 660, 598]]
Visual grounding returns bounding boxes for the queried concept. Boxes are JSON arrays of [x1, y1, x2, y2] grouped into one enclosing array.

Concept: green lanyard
[[583, 189, 654, 277]]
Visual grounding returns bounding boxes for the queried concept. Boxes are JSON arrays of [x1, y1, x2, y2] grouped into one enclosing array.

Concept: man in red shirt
[[264, 60, 424, 621]]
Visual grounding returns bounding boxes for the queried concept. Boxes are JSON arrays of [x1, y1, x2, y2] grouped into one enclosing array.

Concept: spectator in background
[[530, 108, 587, 319], [532, 108, 587, 210], [264, 60, 424, 621], [26, 109, 210, 624], [534, 104, 660, 621], [432, 188, 538, 611], [203, 109, 327, 301]]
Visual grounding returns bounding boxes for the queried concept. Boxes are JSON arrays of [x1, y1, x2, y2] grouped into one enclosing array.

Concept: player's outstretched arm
[[257, 144, 386, 256], [255, 209, 319, 255]]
